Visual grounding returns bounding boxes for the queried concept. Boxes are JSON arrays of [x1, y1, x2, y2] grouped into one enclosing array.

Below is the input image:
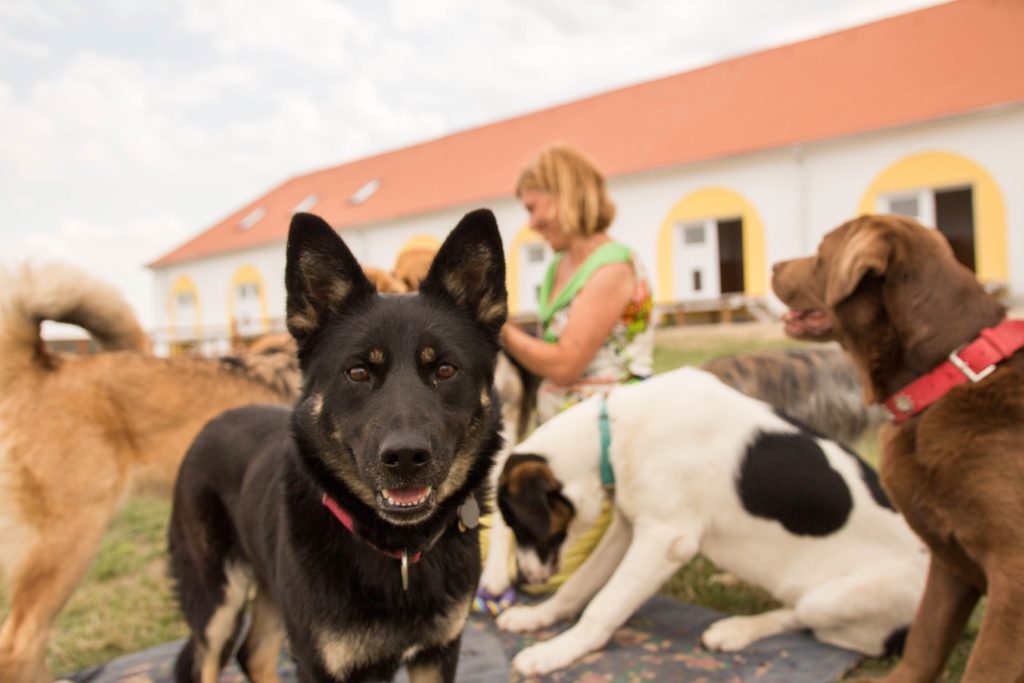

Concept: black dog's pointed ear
[[419, 209, 507, 336], [285, 212, 374, 346]]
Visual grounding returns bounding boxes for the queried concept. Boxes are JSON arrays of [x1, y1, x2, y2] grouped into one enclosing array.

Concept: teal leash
[[598, 396, 615, 493]]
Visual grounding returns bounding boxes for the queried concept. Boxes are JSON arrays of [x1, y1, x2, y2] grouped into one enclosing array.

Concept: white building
[[148, 0, 1024, 356]]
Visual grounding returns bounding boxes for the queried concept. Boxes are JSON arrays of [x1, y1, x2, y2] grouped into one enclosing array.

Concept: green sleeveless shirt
[[535, 242, 654, 423]]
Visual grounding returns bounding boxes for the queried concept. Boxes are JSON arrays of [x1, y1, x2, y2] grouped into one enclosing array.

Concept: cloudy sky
[[0, 0, 944, 330]]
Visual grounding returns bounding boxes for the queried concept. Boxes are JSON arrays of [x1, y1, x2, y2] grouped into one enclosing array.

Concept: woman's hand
[[502, 262, 634, 385]]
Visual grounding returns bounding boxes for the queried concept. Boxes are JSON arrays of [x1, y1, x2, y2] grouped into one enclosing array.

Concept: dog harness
[[321, 493, 479, 590], [883, 319, 1024, 423]]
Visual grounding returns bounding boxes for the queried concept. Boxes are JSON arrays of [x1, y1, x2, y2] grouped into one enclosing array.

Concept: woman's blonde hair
[[515, 144, 616, 236]]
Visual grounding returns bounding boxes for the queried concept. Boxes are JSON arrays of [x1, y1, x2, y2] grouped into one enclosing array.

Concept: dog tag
[[458, 494, 480, 532], [401, 551, 410, 591]]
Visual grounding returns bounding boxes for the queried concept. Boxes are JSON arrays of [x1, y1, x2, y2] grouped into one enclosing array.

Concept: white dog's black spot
[[737, 431, 852, 535], [773, 409, 895, 512]]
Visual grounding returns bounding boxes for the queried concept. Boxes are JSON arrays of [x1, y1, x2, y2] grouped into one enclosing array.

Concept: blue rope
[[599, 396, 614, 491]]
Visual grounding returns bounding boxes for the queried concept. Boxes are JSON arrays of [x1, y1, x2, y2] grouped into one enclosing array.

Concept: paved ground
[[70, 597, 863, 683]]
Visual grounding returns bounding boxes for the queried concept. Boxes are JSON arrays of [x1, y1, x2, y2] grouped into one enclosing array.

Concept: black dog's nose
[[379, 436, 431, 477]]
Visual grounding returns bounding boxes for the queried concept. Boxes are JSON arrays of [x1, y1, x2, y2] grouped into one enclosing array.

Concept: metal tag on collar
[[401, 551, 410, 591], [458, 493, 480, 532]]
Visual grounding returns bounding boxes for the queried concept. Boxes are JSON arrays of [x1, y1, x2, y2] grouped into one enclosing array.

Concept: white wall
[[150, 105, 1024, 354]]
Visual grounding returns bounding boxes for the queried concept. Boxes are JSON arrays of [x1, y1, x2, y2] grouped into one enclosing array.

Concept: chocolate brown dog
[[772, 214, 1024, 682]]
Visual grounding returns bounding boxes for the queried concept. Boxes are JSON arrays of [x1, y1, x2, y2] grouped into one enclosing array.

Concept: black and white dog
[[495, 366, 927, 676], [168, 210, 507, 682], [480, 346, 886, 602]]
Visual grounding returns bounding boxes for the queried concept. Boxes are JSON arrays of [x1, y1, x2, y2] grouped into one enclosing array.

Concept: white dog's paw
[[700, 616, 761, 652], [479, 568, 510, 598], [512, 636, 586, 676], [496, 604, 556, 633]]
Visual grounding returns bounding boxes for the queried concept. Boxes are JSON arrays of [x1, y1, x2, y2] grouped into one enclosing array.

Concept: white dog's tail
[[0, 262, 148, 381]]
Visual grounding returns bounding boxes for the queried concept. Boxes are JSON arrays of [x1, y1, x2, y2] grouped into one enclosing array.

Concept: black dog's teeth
[[382, 487, 432, 507]]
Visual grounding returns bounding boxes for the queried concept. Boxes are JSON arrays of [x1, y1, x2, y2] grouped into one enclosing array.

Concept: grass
[[652, 335, 801, 371], [0, 324, 979, 679]]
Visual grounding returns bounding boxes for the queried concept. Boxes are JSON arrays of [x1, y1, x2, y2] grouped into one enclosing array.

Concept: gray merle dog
[[168, 209, 507, 682]]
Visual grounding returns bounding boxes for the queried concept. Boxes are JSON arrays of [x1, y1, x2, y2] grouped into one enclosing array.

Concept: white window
[[292, 194, 319, 213], [518, 242, 550, 314], [683, 225, 706, 245], [676, 219, 720, 299], [348, 179, 381, 206], [879, 190, 935, 228], [174, 290, 197, 339], [234, 281, 263, 337], [238, 207, 266, 230]]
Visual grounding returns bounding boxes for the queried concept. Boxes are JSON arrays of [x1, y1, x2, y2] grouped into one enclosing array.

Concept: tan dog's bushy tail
[[0, 262, 149, 380]]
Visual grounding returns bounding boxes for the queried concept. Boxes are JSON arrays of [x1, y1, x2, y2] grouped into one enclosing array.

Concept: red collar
[[883, 319, 1024, 423], [321, 494, 422, 563]]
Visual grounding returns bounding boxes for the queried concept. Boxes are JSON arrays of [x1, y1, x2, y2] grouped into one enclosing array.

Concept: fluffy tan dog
[[0, 263, 300, 683]]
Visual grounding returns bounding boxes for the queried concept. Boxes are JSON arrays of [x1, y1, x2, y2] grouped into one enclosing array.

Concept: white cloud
[[0, 24, 51, 59], [0, 0, 947, 335], [0, 0, 74, 26], [1, 54, 188, 178], [177, 0, 371, 71]]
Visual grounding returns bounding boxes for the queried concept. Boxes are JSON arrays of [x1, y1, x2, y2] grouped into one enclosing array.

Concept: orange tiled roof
[[150, 0, 1024, 268]]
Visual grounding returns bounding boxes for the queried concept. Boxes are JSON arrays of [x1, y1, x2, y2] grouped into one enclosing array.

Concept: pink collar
[[883, 319, 1024, 423], [321, 493, 422, 563]]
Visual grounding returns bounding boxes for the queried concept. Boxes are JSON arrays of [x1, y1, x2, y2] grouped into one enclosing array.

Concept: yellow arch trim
[[399, 234, 443, 252], [858, 151, 1008, 282], [167, 275, 201, 340], [227, 265, 270, 335], [656, 187, 767, 303], [508, 224, 545, 315]]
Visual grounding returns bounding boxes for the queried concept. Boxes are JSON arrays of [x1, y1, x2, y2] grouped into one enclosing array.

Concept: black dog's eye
[[435, 364, 457, 380], [347, 366, 370, 383]]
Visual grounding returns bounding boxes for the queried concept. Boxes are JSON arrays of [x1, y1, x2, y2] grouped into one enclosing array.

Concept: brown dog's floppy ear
[[825, 217, 892, 308]]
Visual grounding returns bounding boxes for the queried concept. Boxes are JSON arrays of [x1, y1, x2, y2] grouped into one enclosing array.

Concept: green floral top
[[535, 242, 654, 423]]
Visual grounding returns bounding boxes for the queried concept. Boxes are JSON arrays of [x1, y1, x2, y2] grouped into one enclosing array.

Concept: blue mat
[[67, 596, 862, 682]]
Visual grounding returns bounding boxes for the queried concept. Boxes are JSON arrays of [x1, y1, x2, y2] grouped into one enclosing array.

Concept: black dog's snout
[[379, 435, 432, 477]]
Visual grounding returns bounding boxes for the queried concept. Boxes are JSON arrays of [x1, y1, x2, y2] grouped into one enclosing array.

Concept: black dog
[[168, 209, 508, 682]]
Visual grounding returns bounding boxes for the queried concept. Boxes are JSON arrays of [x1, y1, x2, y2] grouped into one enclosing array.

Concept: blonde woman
[[487, 145, 654, 603], [502, 144, 654, 422]]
